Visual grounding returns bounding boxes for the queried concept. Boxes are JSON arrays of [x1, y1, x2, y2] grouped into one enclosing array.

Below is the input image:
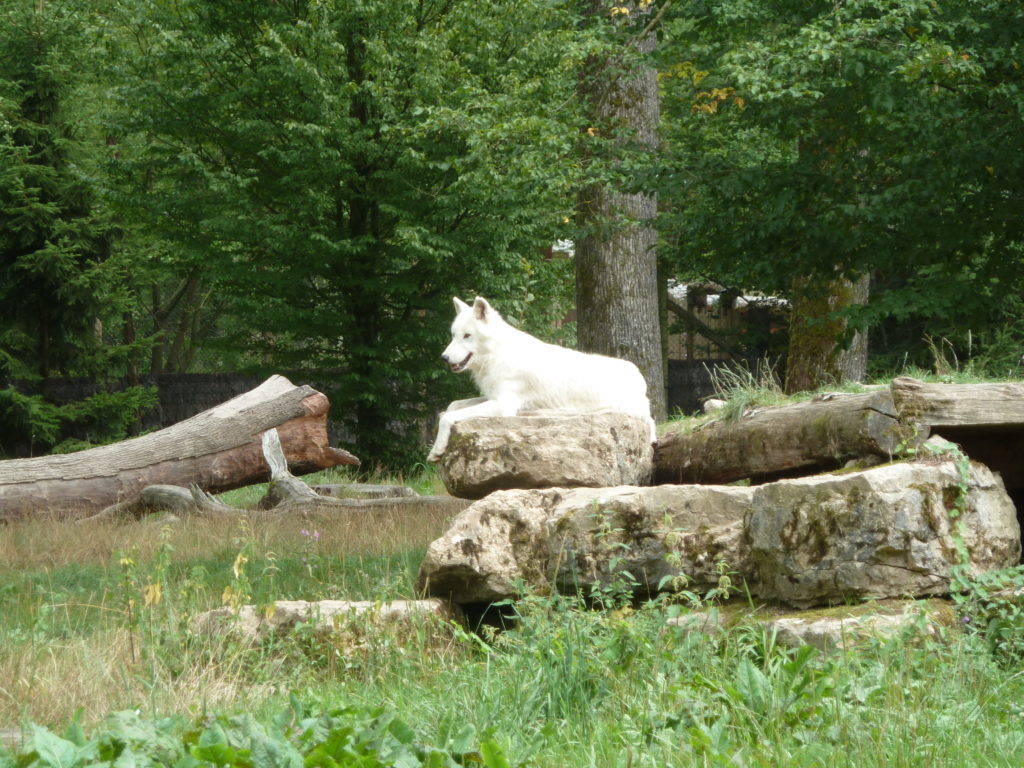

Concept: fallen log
[[892, 377, 1024, 493], [653, 389, 923, 485], [75, 430, 467, 524], [891, 377, 1024, 428], [77, 484, 237, 523], [312, 483, 418, 499], [256, 430, 470, 517], [0, 375, 359, 521]]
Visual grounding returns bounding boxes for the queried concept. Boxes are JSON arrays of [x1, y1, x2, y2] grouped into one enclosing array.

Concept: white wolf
[[427, 296, 656, 462]]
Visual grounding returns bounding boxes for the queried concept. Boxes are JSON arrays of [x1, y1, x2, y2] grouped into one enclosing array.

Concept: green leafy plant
[[587, 505, 641, 610], [0, 702, 513, 768], [910, 438, 1024, 665], [52, 387, 159, 452]]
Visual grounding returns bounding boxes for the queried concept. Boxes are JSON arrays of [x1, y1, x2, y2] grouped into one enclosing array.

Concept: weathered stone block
[[417, 484, 749, 605], [418, 459, 1021, 610], [745, 460, 1021, 607], [438, 413, 653, 499], [192, 598, 460, 643]]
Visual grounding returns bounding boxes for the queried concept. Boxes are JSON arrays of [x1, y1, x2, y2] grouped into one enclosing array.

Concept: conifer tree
[[0, 2, 112, 381]]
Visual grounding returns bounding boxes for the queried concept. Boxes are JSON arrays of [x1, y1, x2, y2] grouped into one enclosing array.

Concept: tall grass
[[0, 501, 452, 726], [3, 494, 1024, 765]]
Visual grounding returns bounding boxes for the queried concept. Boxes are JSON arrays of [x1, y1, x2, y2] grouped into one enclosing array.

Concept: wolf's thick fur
[[427, 296, 656, 462]]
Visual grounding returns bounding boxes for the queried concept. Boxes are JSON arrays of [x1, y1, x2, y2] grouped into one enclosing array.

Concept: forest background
[[2, 0, 1023, 469]]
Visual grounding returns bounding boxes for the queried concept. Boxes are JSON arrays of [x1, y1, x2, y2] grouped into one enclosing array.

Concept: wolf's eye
[[463, 333, 471, 339]]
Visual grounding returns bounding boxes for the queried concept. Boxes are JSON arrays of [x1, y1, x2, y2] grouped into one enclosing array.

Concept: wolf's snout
[[444, 351, 472, 373]]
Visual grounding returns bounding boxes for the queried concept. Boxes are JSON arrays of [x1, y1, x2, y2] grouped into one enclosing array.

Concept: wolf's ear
[[452, 297, 470, 313], [472, 297, 493, 322]]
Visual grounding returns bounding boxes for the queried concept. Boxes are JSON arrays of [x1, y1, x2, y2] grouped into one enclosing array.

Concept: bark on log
[[272, 493, 471, 516], [0, 375, 359, 521], [256, 429, 470, 516], [891, 377, 1024, 427], [78, 484, 236, 524], [653, 389, 923, 485], [892, 377, 1024, 493], [72, 429, 466, 525], [312, 484, 418, 499]]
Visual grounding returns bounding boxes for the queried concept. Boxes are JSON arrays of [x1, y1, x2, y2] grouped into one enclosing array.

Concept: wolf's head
[[442, 296, 499, 373]]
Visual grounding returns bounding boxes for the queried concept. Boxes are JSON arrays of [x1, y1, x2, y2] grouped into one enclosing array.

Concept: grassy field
[[3, 470, 1024, 767]]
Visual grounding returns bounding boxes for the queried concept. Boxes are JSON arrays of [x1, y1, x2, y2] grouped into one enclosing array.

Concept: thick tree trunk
[[575, 3, 666, 421], [785, 273, 870, 394], [653, 388, 921, 485], [655, 377, 1024, 489], [0, 375, 358, 521]]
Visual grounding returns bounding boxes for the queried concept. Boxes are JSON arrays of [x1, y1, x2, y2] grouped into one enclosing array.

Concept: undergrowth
[[1, 513, 1023, 766], [2, 458, 1024, 766]]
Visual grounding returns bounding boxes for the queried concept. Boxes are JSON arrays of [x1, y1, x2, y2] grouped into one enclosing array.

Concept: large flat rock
[[193, 598, 461, 643], [417, 484, 751, 605], [745, 459, 1020, 607], [438, 413, 653, 499], [418, 459, 1021, 608]]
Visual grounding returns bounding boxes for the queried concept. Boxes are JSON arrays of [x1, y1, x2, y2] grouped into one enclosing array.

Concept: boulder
[[416, 489, 562, 604], [192, 598, 460, 643], [437, 413, 653, 499], [745, 459, 1021, 607], [548, 485, 751, 597], [416, 484, 750, 605], [418, 459, 1020, 609]]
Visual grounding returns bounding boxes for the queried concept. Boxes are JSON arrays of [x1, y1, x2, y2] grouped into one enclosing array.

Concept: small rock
[[192, 598, 461, 643], [313, 484, 418, 499], [667, 599, 955, 651], [770, 613, 914, 650]]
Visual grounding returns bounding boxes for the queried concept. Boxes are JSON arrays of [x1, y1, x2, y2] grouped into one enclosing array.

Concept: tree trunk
[[784, 273, 870, 394], [0, 375, 359, 521], [655, 376, 1024, 488], [575, 2, 666, 421], [891, 377, 1024, 427], [653, 388, 920, 485]]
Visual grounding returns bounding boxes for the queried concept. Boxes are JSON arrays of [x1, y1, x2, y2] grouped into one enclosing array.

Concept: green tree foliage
[[657, 0, 1024, 374], [105, 0, 592, 466], [0, 1, 113, 381], [0, 1, 156, 456]]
